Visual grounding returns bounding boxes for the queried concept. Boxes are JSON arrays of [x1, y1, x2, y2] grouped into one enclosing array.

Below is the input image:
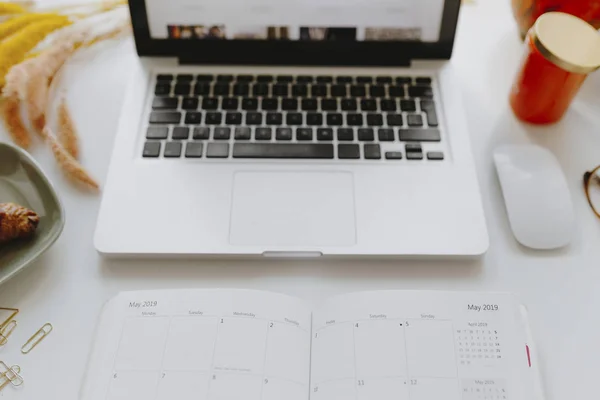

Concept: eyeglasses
[[584, 165, 600, 218]]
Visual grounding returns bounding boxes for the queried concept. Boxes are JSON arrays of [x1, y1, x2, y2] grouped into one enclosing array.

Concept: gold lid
[[532, 12, 600, 74]]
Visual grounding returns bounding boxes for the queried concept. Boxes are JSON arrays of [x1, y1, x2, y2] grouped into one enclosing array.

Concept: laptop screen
[[144, 0, 446, 44]]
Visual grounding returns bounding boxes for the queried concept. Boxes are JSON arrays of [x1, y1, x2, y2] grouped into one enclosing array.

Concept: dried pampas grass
[[1, 96, 29, 148], [57, 98, 78, 159], [42, 126, 98, 191]]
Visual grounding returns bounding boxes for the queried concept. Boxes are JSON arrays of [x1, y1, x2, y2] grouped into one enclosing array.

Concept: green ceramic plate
[[0, 142, 64, 286]]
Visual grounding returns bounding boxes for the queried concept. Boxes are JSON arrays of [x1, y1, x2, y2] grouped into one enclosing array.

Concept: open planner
[[81, 289, 544, 400]]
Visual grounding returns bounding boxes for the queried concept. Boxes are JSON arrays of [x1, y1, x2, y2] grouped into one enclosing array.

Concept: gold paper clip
[[21, 323, 52, 354], [0, 362, 23, 387], [0, 320, 17, 346], [0, 365, 20, 392], [0, 308, 19, 331]]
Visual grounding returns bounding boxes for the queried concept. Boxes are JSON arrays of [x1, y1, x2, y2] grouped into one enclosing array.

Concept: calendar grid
[[103, 315, 130, 400], [154, 317, 175, 400], [205, 316, 223, 398], [258, 320, 271, 399]]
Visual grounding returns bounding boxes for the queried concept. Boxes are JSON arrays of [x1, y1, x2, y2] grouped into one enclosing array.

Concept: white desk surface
[[1, 1, 599, 399]]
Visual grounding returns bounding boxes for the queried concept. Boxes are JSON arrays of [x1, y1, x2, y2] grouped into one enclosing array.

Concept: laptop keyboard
[[143, 73, 443, 161]]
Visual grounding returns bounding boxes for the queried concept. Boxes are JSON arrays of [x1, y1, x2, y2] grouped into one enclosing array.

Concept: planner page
[[81, 289, 312, 400], [310, 291, 540, 400]]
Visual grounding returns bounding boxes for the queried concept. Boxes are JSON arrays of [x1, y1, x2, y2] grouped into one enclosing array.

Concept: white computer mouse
[[493, 144, 574, 250]]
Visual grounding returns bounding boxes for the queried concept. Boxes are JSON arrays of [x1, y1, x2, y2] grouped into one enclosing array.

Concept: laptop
[[94, 0, 489, 257]]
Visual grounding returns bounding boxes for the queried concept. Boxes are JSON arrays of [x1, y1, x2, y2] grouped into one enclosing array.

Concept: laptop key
[[261, 98, 279, 110], [286, 113, 303, 125], [242, 98, 259, 110], [185, 112, 203, 125], [246, 112, 263, 125], [172, 127, 190, 140], [149, 111, 181, 124], [385, 151, 403, 160], [311, 84, 327, 97], [367, 113, 384, 126], [152, 97, 178, 109], [213, 83, 230, 96], [155, 83, 171, 95], [337, 76, 353, 83], [233, 143, 334, 159], [233, 84, 250, 96], [202, 98, 219, 110], [388, 86, 405, 97], [407, 152, 424, 160], [396, 76, 412, 84], [317, 128, 334, 141], [277, 75, 294, 83], [399, 128, 441, 142], [157, 74, 173, 81], [338, 144, 360, 159], [405, 143, 423, 153], [378, 128, 395, 141], [364, 144, 381, 159], [380, 99, 397, 111], [408, 86, 433, 98], [143, 142, 161, 157], [302, 99, 318, 111], [337, 128, 354, 141], [177, 74, 193, 82], [226, 112, 242, 125], [266, 112, 283, 125], [237, 75, 254, 82], [360, 99, 377, 111], [350, 85, 367, 97], [358, 128, 375, 141], [222, 98, 239, 110], [370, 85, 386, 97], [427, 151, 444, 160], [321, 99, 338, 111], [217, 75, 234, 82], [276, 128, 293, 141], [194, 82, 210, 95], [292, 84, 308, 96], [257, 75, 274, 83], [185, 142, 203, 158], [205, 112, 223, 125], [416, 77, 432, 85], [174, 83, 191, 95], [235, 127, 251, 140], [387, 113, 404, 126], [214, 127, 231, 140], [316, 76, 333, 83], [341, 99, 358, 111], [193, 127, 210, 140], [282, 98, 298, 111], [296, 128, 313, 141], [197, 74, 214, 82], [255, 127, 272, 141], [331, 85, 347, 97], [356, 76, 373, 84], [420, 100, 438, 127], [306, 113, 323, 126], [206, 143, 230, 158], [400, 99, 417, 112], [407, 114, 424, 127], [164, 142, 182, 158], [182, 97, 199, 110], [346, 113, 363, 126], [273, 84, 289, 96], [327, 113, 343, 126], [147, 127, 168, 139], [376, 76, 393, 84], [297, 76, 314, 83], [252, 83, 269, 96]]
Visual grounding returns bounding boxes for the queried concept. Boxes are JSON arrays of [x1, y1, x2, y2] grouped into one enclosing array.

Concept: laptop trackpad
[[229, 171, 357, 247]]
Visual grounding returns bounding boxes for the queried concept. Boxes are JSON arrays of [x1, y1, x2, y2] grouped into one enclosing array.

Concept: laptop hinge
[[178, 54, 412, 67]]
